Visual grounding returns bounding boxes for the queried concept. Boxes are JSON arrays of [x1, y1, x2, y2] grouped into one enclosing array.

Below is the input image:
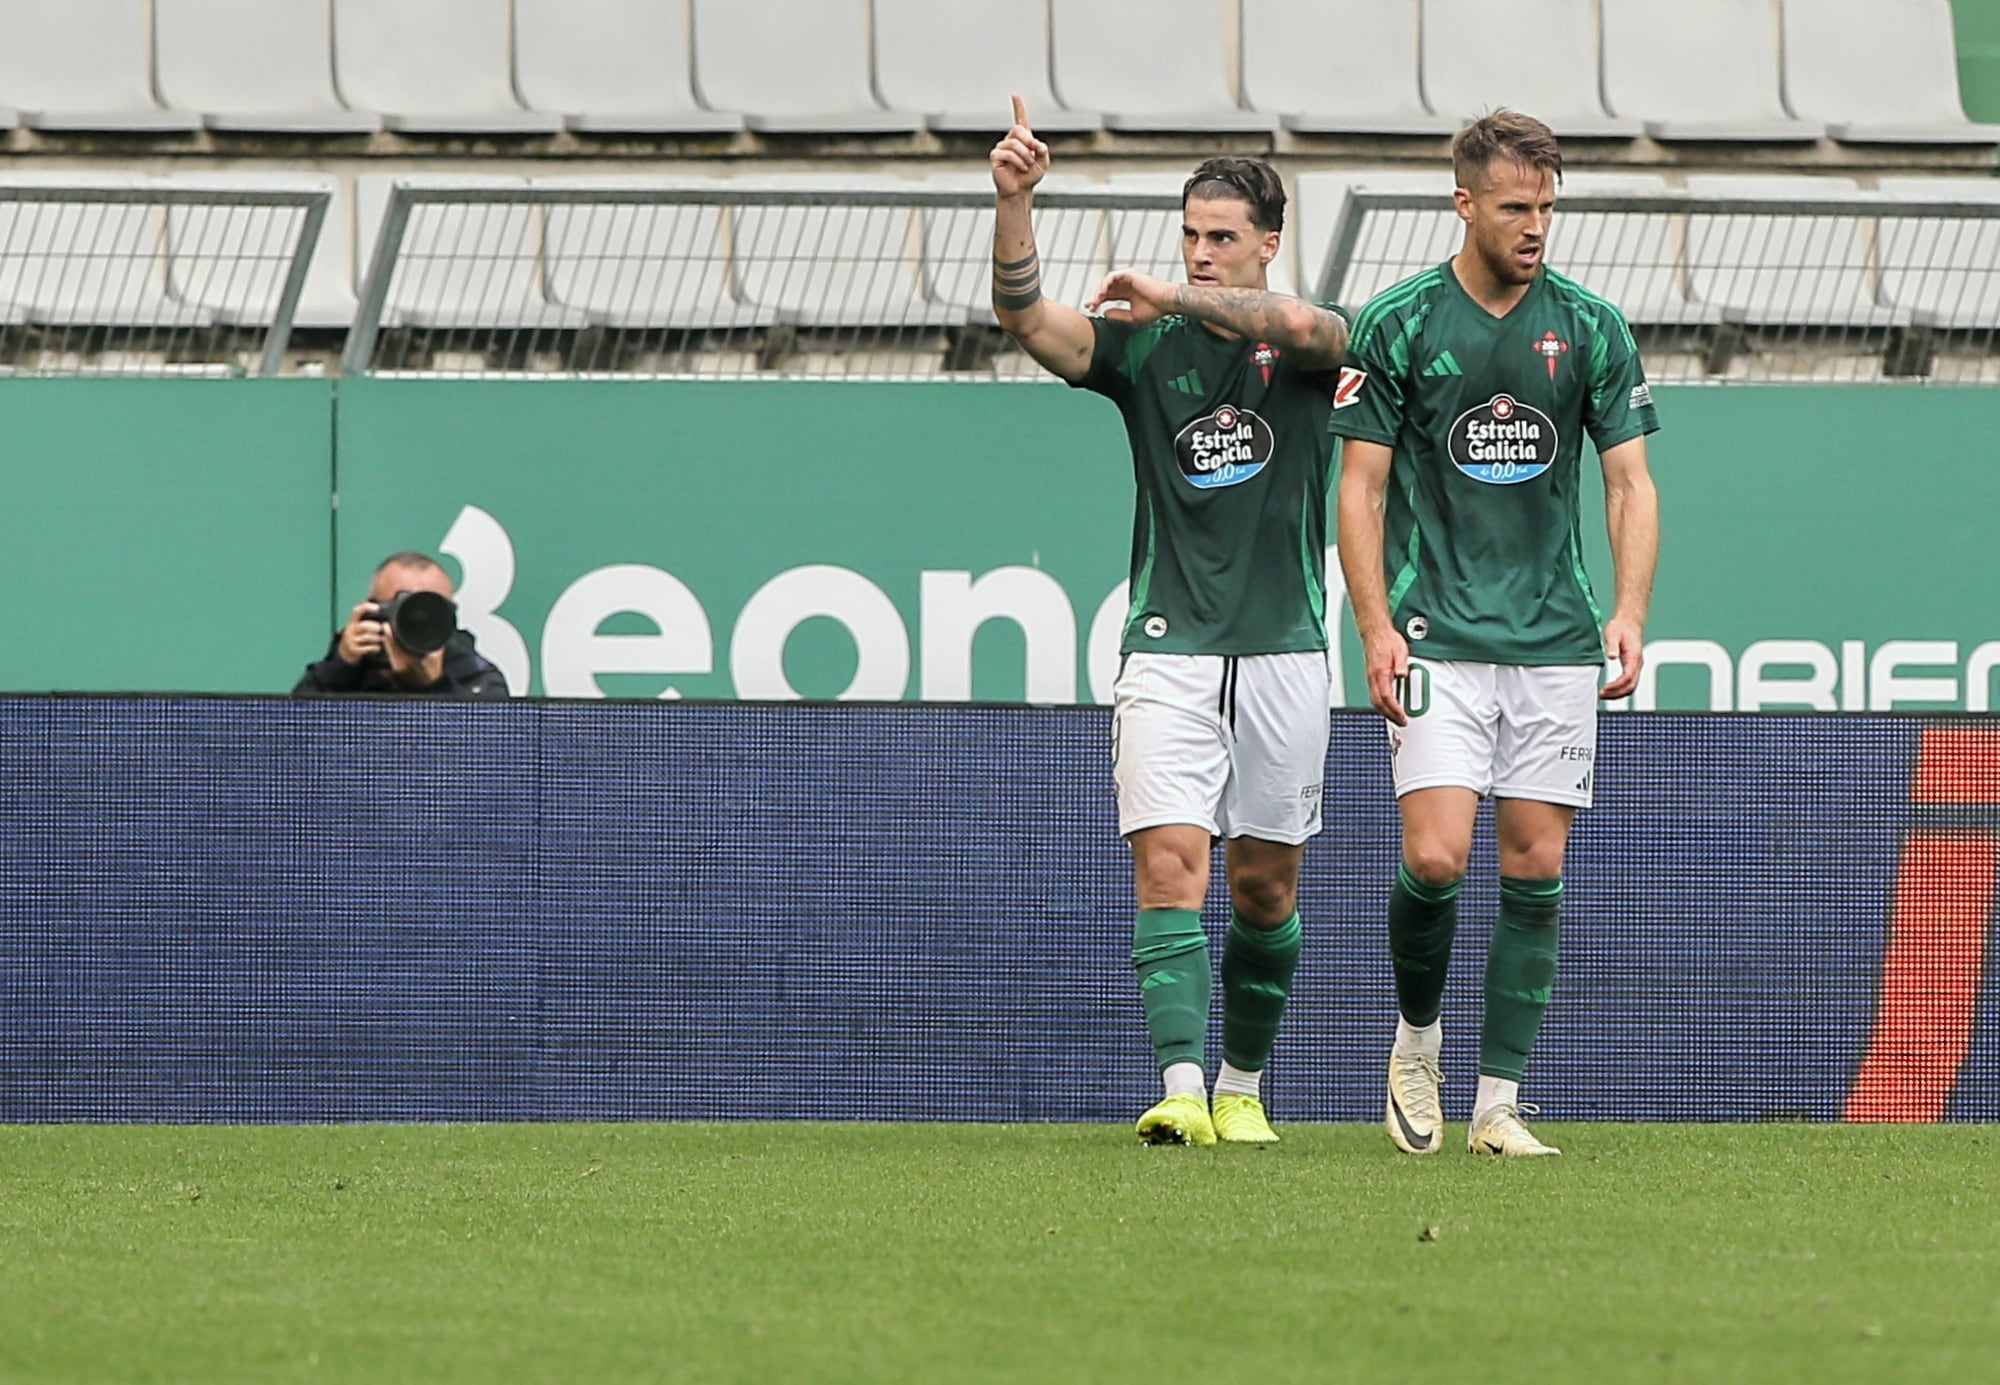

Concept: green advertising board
[[332, 379, 2000, 713], [0, 379, 331, 694], [3, 378, 1996, 709]]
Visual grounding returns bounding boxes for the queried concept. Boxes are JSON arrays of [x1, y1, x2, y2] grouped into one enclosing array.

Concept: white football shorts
[[1386, 660, 1601, 808], [1111, 650, 1332, 843]]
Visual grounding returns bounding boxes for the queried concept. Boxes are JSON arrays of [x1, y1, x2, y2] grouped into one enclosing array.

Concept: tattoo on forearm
[[993, 249, 1042, 311], [1171, 285, 1347, 360]]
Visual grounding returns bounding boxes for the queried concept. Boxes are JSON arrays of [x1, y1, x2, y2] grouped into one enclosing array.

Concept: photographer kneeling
[[294, 552, 509, 698]]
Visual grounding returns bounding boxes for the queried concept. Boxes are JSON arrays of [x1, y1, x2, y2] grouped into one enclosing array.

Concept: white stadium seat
[[691, 0, 920, 135], [1876, 178, 2000, 329], [1782, 0, 2000, 145], [1548, 172, 1707, 326], [1681, 176, 1901, 327], [354, 176, 586, 330], [513, 0, 743, 136], [0, 0, 200, 132], [1293, 171, 1459, 306], [1240, 0, 1456, 136], [1601, 0, 1825, 142], [537, 177, 779, 330], [155, 0, 380, 135], [874, 0, 1101, 134], [729, 177, 957, 328], [332, 0, 561, 135], [162, 172, 356, 329], [1050, 0, 1277, 133], [916, 173, 1107, 320], [1422, 0, 1643, 137], [0, 174, 211, 327]]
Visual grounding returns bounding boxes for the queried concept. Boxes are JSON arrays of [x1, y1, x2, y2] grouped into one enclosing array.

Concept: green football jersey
[[1075, 309, 1346, 656], [1328, 263, 1660, 665]]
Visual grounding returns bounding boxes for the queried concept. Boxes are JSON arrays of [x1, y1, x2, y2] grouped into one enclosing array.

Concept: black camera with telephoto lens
[[365, 590, 458, 656]]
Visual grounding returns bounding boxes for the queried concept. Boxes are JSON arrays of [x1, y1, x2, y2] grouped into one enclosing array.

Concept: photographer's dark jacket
[[292, 631, 511, 698]]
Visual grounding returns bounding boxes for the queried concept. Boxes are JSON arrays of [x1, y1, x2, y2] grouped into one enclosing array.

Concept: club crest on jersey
[[1174, 404, 1273, 489], [1253, 340, 1278, 385], [1534, 330, 1569, 380], [1448, 393, 1558, 485]]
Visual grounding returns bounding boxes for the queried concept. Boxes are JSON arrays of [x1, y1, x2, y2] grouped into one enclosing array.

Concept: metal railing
[[0, 180, 328, 377], [1319, 192, 2000, 383]]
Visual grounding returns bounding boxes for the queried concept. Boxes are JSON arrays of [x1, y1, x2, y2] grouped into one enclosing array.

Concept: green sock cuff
[[1132, 907, 1206, 966], [1499, 876, 1564, 905], [1396, 862, 1463, 903], [1228, 910, 1301, 951]]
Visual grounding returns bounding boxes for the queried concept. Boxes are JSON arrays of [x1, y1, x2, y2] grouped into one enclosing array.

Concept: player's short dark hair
[[1182, 157, 1286, 233], [374, 551, 445, 576], [1451, 110, 1563, 192]]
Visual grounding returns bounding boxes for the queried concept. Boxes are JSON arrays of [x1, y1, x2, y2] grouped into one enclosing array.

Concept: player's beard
[[1478, 226, 1543, 288]]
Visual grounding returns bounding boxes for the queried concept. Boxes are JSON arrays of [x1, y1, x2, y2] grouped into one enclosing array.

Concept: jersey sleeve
[[1069, 316, 1138, 403], [1324, 300, 1403, 446], [1584, 306, 1660, 451]]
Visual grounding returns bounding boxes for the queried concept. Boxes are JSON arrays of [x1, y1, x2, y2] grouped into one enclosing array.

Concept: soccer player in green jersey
[[1331, 111, 1661, 1157], [989, 96, 1350, 1146]]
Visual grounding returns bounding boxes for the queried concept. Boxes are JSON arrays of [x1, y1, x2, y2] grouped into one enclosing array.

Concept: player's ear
[[1452, 186, 1475, 222], [1260, 230, 1278, 266]]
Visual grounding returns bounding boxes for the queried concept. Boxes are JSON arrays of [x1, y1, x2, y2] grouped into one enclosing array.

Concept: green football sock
[[1481, 876, 1564, 1082], [1132, 907, 1210, 1071], [1220, 909, 1301, 1072], [1388, 863, 1461, 1028]]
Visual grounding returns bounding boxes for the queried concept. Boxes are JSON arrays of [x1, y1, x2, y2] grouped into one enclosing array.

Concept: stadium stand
[[1600, 0, 1825, 142], [155, 0, 380, 135], [1781, 0, 2000, 145], [513, 0, 743, 136], [1238, 0, 1457, 136], [331, 0, 560, 136], [874, 0, 1101, 135], [690, 0, 920, 134], [1680, 175, 1901, 328], [1422, 0, 1644, 138]]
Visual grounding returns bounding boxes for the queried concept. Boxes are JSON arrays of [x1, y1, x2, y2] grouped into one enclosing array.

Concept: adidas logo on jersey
[[1422, 351, 1463, 378], [1168, 369, 1205, 396]]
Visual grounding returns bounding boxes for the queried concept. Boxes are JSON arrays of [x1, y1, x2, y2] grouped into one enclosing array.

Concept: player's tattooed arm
[[992, 249, 1041, 312], [1169, 286, 1348, 367]]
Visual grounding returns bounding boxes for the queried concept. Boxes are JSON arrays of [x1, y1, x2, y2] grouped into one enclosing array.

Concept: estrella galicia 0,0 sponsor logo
[[1174, 405, 1274, 489], [1448, 393, 1558, 485]]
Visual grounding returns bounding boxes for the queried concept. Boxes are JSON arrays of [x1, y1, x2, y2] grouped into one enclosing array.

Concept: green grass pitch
[[3, 1122, 1996, 1383]]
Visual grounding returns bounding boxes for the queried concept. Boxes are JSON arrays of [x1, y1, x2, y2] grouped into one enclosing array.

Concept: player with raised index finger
[[989, 95, 1351, 1146]]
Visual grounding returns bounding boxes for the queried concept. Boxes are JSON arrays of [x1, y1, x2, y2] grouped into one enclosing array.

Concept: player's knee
[[1230, 874, 1296, 925], [1403, 844, 1468, 890], [1499, 845, 1567, 879]]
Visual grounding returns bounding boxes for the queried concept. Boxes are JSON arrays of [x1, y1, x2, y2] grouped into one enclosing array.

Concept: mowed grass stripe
[[2, 1123, 1996, 1384]]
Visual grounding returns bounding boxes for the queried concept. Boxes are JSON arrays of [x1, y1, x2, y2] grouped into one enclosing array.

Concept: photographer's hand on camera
[[337, 601, 390, 667]]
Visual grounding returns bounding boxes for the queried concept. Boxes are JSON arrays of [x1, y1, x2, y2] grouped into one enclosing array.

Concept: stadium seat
[[1293, 171, 1459, 305], [161, 173, 355, 329], [1421, 0, 1644, 137], [1050, 0, 1277, 133], [730, 176, 958, 327], [916, 172, 1107, 320], [332, 0, 561, 135], [354, 176, 587, 330], [1546, 173, 1706, 326], [154, 0, 380, 134], [537, 177, 779, 330], [1601, 0, 1825, 142], [1782, 0, 2000, 145], [691, 0, 920, 134], [0, 174, 213, 327], [874, 0, 1100, 134], [1681, 176, 1901, 327], [0, 0, 201, 132], [513, 0, 743, 135], [1239, 0, 1455, 135], [1876, 178, 2000, 329]]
